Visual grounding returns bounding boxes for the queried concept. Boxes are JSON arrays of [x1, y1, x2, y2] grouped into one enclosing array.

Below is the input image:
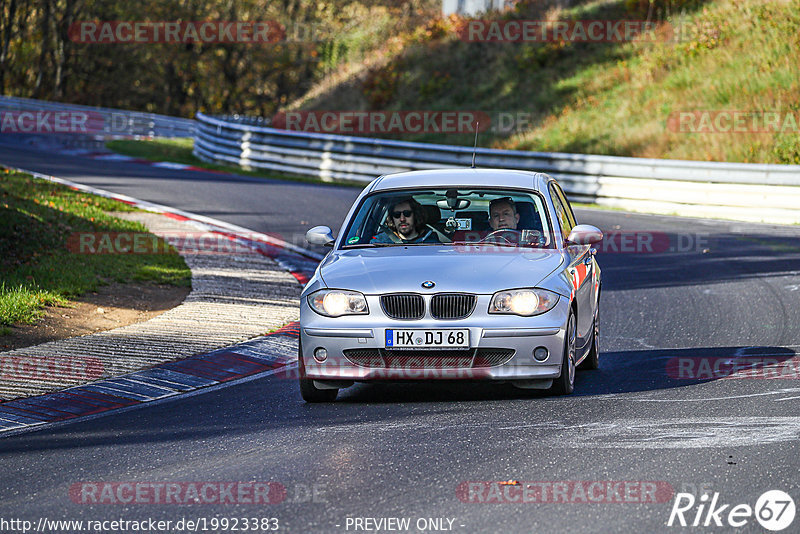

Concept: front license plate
[[385, 329, 469, 349]]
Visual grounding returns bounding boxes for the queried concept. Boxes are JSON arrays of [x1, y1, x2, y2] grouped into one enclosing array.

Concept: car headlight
[[489, 288, 559, 316], [308, 290, 369, 317]]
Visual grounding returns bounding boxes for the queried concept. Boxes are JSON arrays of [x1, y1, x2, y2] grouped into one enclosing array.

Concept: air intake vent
[[342, 348, 515, 369], [472, 349, 515, 367], [430, 294, 476, 320], [381, 294, 424, 320]]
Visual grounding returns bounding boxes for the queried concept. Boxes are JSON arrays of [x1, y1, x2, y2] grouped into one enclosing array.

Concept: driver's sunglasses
[[391, 209, 413, 218]]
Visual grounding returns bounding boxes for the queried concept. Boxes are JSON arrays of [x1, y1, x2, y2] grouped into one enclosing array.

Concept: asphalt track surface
[[1, 140, 799, 533]]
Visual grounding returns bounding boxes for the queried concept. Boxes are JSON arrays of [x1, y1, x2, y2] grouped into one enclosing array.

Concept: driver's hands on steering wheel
[[479, 228, 522, 244]]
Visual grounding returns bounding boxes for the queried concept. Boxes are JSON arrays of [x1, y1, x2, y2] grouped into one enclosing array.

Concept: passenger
[[372, 198, 439, 244]]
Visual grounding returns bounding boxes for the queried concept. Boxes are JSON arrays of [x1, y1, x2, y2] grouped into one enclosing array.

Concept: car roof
[[370, 168, 551, 192]]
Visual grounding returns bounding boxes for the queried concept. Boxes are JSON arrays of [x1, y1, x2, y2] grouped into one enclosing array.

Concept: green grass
[[0, 283, 65, 326], [0, 169, 191, 329], [292, 0, 800, 164], [106, 138, 365, 188], [108, 137, 196, 164]]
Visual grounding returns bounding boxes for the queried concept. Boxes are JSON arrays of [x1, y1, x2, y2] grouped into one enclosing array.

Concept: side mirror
[[566, 224, 603, 246], [306, 225, 335, 247]]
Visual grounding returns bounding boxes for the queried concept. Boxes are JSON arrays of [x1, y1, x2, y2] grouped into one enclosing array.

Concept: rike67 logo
[[668, 490, 795, 531]]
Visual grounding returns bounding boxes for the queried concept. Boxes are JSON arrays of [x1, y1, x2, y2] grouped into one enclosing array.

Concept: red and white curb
[[73, 151, 223, 174], [0, 324, 300, 436], [0, 164, 323, 435]]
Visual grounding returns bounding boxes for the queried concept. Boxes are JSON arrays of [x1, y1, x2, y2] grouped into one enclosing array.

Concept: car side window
[[549, 183, 574, 238], [553, 183, 578, 228]]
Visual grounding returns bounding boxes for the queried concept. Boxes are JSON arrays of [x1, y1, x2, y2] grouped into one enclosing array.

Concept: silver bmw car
[[299, 169, 602, 402]]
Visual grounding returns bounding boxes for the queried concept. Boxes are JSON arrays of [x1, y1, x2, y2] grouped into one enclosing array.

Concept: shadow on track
[[329, 345, 797, 403], [0, 346, 794, 454]]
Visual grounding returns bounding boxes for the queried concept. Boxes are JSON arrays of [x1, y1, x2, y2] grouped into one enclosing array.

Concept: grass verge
[[0, 168, 191, 329], [106, 138, 365, 188], [291, 0, 800, 164]]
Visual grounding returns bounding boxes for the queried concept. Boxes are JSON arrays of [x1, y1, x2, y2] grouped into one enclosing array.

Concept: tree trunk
[[0, 0, 19, 93]]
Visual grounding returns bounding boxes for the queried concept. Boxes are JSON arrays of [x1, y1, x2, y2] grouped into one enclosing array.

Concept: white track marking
[[316, 416, 800, 448], [628, 387, 800, 402]]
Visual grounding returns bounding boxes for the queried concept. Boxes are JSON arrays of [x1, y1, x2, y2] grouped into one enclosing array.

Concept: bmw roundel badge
[[421, 280, 435, 289]]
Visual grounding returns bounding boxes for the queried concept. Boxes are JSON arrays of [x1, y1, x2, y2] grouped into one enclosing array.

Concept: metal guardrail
[[194, 112, 800, 225], [0, 95, 195, 138]]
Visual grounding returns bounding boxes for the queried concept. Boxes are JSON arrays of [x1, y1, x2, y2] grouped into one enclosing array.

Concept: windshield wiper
[[450, 241, 520, 248]]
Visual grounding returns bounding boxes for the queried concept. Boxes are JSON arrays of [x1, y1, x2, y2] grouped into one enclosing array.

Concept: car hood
[[318, 246, 565, 294]]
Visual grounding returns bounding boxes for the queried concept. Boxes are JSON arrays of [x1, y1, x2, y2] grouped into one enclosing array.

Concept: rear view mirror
[[436, 198, 471, 210]]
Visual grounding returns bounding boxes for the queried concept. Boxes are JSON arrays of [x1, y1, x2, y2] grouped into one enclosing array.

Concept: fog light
[[533, 347, 549, 362], [313, 348, 328, 363]]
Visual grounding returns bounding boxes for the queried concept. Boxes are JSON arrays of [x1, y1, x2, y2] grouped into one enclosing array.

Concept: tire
[[298, 339, 338, 403], [550, 311, 576, 395], [578, 305, 600, 371], [578, 319, 599, 370]]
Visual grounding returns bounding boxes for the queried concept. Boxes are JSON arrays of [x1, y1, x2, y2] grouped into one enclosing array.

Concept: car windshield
[[341, 188, 554, 249]]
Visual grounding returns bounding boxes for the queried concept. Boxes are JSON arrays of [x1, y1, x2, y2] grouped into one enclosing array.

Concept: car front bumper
[[300, 295, 570, 382]]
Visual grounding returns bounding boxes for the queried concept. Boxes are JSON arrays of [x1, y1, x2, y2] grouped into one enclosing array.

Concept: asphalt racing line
[[0, 164, 315, 437]]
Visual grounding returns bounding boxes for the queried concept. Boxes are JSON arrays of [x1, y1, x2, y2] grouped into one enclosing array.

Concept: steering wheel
[[479, 228, 522, 244]]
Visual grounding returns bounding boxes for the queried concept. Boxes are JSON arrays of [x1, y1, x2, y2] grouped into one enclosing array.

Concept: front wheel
[[298, 339, 338, 402], [299, 378, 338, 402], [579, 288, 600, 370], [550, 311, 576, 395], [579, 315, 599, 371]]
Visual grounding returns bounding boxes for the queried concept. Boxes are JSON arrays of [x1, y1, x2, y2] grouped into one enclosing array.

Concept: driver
[[489, 197, 520, 231], [372, 198, 439, 244]]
